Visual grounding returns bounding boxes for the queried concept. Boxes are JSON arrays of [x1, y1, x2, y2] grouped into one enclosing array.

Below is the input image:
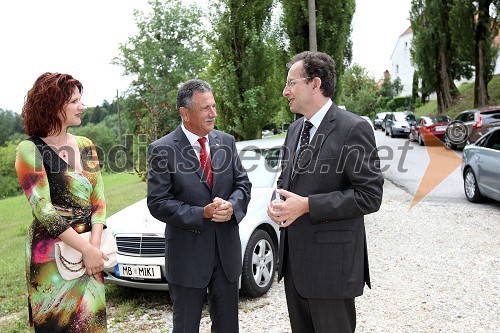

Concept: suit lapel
[[296, 106, 337, 169], [173, 126, 210, 189], [208, 131, 221, 189], [282, 119, 303, 189]]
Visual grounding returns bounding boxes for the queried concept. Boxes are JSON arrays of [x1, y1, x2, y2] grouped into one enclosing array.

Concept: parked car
[[409, 115, 451, 146], [461, 127, 500, 203], [384, 111, 416, 138], [445, 106, 500, 149], [104, 137, 284, 297], [261, 129, 274, 137], [373, 112, 389, 130], [381, 112, 393, 132]]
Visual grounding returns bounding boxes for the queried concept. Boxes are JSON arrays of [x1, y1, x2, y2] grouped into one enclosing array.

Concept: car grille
[[116, 236, 165, 257]]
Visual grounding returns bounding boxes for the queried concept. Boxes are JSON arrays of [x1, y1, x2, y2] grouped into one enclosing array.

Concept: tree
[[411, 0, 461, 113], [208, 0, 286, 140], [472, 0, 499, 106], [71, 122, 119, 171], [380, 76, 404, 99], [281, 0, 355, 98], [114, 0, 208, 139], [338, 65, 378, 115], [0, 142, 22, 198], [0, 109, 23, 145]]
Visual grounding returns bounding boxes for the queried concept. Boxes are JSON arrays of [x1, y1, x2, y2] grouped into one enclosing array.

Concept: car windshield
[[239, 148, 281, 188], [429, 115, 451, 124]]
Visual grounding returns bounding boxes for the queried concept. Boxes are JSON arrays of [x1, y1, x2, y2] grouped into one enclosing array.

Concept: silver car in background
[[104, 138, 284, 297], [461, 127, 500, 203]]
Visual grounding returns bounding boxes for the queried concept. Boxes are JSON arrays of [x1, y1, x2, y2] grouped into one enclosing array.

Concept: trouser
[[169, 244, 239, 333], [283, 238, 356, 333]]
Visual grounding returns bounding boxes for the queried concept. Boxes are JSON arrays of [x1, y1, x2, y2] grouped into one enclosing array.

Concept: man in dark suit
[[147, 79, 251, 333], [267, 51, 384, 332]]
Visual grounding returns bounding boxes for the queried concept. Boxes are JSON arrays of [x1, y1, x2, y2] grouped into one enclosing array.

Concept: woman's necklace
[[46, 134, 69, 159]]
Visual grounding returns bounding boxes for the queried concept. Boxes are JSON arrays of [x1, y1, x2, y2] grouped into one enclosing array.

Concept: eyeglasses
[[284, 77, 312, 89]]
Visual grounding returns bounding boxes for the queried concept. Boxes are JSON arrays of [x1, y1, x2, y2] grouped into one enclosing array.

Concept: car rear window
[[430, 115, 451, 124], [394, 113, 413, 121], [482, 111, 500, 123]]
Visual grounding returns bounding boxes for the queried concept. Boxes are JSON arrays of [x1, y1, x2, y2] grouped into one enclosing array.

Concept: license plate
[[435, 126, 447, 131], [404, 128, 410, 133], [115, 264, 162, 279]]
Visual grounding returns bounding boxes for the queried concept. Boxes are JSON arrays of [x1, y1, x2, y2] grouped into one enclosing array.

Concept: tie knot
[[304, 120, 313, 131], [198, 137, 207, 145]]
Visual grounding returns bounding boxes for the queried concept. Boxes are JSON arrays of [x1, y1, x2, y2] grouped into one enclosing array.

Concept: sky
[[0, 0, 411, 114]]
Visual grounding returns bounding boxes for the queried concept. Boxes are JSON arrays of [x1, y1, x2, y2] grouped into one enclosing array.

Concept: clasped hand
[[267, 189, 309, 228], [82, 243, 108, 276], [204, 197, 233, 222]]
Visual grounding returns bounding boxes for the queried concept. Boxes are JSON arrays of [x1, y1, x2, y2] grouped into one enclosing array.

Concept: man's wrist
[[302, 196, 309, 215]]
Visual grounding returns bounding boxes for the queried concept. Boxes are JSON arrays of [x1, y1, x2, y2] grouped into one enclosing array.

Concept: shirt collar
[[306, 99, 332, 129], [181, 123, 208, 147]]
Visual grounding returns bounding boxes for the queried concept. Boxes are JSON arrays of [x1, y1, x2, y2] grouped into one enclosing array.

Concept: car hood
[[106, 187, 274, 235]]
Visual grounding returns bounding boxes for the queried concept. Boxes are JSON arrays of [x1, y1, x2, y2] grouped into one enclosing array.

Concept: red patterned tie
[[198, 137, 213, 187]]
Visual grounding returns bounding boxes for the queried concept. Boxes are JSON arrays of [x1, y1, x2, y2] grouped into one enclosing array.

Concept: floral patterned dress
[[15, 135, 107, 332]]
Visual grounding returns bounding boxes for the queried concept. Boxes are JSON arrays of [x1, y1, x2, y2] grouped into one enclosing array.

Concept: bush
[[0, 142, 23, 199]]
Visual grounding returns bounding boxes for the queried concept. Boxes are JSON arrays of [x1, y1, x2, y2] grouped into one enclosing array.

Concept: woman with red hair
[[15, 72, 108, 332]]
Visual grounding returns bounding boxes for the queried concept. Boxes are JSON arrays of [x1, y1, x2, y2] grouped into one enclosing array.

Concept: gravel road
[[107, 180, 500, 332]]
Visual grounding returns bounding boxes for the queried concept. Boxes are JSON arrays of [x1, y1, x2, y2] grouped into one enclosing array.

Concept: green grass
[[0, 172, 146, 332], [414, 74, 500, 118]]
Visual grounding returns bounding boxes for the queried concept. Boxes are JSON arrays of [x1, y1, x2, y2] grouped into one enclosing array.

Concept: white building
[[390, 26, 500, 97], [390, 27, 414, 97]]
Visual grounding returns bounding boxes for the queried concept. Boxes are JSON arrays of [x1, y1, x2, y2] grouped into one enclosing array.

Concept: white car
[[104, 137, 284, 297]]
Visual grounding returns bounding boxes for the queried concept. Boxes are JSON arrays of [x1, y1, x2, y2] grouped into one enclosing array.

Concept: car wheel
[[418, 134, 424, 146], [444, 135, 456, 150], [240, 229, 276, 297], [464, 168, 483, 203]]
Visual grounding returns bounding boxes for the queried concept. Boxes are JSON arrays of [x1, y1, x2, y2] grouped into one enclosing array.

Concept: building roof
[[401, 26, 413, 36]]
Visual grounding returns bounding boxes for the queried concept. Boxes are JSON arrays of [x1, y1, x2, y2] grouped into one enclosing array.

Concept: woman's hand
[[81, 244, 105, 276]]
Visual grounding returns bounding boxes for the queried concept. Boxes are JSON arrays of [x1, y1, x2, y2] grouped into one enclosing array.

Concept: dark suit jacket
[[278, 103, 384, 299], [147, 126, 251, 289]]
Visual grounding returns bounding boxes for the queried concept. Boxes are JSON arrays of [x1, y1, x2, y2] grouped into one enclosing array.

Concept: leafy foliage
[[410, 0, 499, 111], [0, 109, 24, 145], [410, 0, 462, 113], [114, 0, 209, 140], [281, 0, 356, 98], [0, 142, 22, 198], [208, 0, 288, 140], [471, 0, 499, 106], [338, 65, 378, 116], [112, 0, 209, 177], [380, 77, 404, 99]]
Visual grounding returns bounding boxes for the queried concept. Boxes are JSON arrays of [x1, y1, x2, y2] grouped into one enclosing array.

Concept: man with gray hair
[[147, 79, 251, 332]]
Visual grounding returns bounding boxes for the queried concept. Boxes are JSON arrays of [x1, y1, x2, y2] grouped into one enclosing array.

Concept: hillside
[[414, 74, 500, 118]]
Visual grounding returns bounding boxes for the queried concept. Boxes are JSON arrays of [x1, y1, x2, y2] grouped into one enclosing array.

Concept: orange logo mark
[[410, 127, 463, 208]]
